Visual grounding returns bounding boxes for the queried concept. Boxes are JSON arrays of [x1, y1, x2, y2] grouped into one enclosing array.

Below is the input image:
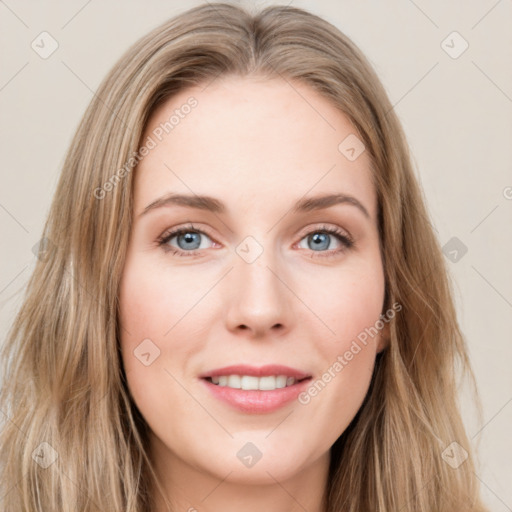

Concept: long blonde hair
[[0, 3, 487, 511]]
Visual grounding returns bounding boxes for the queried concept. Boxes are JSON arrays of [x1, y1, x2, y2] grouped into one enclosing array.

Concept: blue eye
[[158, 225, 213, 255], [157, 224, 354, 258], [297, 226, 353, 257]]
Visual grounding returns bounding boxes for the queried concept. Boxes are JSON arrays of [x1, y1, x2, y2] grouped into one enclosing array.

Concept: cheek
[[301, 260, 386, 347], [119, 258, 202, 340], [118, 258, 208, 449], [295, 263, 384, 434], [118, 257, 202, 403]]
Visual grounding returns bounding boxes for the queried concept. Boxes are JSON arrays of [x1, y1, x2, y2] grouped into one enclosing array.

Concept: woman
[[0, 3, 488, 511]]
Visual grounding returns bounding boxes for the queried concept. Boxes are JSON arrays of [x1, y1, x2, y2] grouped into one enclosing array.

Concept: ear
[[376, 321, 390, 353]]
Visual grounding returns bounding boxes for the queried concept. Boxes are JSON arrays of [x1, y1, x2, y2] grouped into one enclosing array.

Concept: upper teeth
[[210, 375, 298, 390]]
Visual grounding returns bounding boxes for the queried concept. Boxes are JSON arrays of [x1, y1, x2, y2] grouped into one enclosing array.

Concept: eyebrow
[[139, 192, 370, 219]]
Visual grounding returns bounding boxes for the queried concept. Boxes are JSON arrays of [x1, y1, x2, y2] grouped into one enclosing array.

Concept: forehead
[[134, 75, 376, 221]]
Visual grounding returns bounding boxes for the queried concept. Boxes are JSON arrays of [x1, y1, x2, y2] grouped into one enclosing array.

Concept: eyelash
[[156, 223, 354, 259]]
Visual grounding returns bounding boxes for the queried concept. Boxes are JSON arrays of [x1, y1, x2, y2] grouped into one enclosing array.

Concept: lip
[[201, 378, 312, 414], [198, 364, 310, 380], [198, 364, 312, 414]]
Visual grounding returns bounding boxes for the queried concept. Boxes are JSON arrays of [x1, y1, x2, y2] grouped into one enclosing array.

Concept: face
[[119, 75, 389, 488]]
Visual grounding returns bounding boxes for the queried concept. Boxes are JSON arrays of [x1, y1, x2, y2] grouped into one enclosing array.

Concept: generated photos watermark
[[93, 96, 198, 200], [298, 301, 402, 405]]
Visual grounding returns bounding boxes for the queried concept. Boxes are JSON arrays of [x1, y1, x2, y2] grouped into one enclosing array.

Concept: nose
[[223, 249, 294, 339]]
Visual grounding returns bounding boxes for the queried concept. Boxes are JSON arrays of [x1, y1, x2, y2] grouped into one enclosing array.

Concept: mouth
[[199, 364, 312, 413]]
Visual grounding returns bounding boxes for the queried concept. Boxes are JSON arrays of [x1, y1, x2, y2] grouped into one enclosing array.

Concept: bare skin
[[119, 75, 389, 512]]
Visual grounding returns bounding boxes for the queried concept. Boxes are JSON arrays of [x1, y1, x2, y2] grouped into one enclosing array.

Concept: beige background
[[1, 1, 511, 509]]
